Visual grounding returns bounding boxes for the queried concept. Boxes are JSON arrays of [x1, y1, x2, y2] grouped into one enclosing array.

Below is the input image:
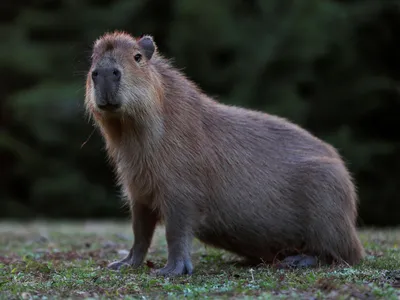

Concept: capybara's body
[[85, 31, 364, 276]]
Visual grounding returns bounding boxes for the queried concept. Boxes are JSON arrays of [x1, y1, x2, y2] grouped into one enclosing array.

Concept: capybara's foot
[[277, 254, 318, 269], [152, 259, 193, 277], [107, 254, 142, 271], [107, 259, 131, 270]]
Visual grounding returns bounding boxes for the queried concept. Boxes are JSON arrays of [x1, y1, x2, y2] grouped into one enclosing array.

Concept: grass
[[0, 221, 399, 299]]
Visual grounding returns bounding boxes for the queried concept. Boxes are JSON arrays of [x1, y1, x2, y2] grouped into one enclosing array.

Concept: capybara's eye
[[134, 53, 142, 62]]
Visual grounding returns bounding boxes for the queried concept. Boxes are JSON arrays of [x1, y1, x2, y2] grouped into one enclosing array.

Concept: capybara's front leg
[[108, 202, 158, 270], [153, 209, 193, 276]]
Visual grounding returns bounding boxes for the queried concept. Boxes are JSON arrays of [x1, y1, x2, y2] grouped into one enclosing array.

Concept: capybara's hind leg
[[297, 158, 365, 266]]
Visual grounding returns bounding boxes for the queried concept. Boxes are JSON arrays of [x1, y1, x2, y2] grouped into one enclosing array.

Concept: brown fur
[[85, 31, 365, 276]]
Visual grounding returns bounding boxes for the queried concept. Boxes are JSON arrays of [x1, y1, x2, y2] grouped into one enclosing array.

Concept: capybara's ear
[[137, 35, 156, 60]]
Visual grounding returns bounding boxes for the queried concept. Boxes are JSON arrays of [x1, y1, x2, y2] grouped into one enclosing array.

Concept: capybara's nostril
[[112, 68, 121, 81], [92, 67, 121, 82], [91, 70, 98, 81]]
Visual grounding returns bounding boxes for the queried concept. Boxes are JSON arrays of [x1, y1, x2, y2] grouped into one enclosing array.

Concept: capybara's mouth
[[97, 101, 121, 112]]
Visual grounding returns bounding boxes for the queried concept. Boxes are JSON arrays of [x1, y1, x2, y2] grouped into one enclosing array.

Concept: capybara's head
[[85, 31, 160, 117]]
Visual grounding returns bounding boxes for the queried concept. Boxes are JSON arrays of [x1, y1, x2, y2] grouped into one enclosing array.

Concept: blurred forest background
[[1, 0, 400, 226]]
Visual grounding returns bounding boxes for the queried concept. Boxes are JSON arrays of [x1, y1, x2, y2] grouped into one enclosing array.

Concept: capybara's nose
[[92, 67, 122, 110], [92, 67, 121, 83]]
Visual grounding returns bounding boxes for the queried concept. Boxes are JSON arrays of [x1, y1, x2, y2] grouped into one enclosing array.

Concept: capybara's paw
[[152, 259, 193, 277], [107, 256, 143, 270], [277, 254, 318, 269], [107, 260, 132, 270]]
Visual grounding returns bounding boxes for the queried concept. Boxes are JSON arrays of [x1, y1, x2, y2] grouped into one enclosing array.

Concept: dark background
[[1, 0, 400, 226]]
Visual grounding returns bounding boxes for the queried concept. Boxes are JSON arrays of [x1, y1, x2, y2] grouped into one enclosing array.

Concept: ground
[[0, 221, 399, 299]]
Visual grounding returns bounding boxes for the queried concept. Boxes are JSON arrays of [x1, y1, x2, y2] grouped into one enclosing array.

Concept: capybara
[[84, 31, 364, 276]]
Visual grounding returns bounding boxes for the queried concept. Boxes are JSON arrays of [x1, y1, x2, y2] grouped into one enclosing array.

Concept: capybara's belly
[[194, 221, 285, 262], [194, 207, 307, 262]]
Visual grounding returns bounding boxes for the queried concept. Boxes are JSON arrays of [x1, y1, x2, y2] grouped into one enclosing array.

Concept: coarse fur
[[85, 31, 365, 276]]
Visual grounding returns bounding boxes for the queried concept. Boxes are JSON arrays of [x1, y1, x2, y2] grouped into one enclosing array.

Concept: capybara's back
[[86, 32, 364, 276]]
